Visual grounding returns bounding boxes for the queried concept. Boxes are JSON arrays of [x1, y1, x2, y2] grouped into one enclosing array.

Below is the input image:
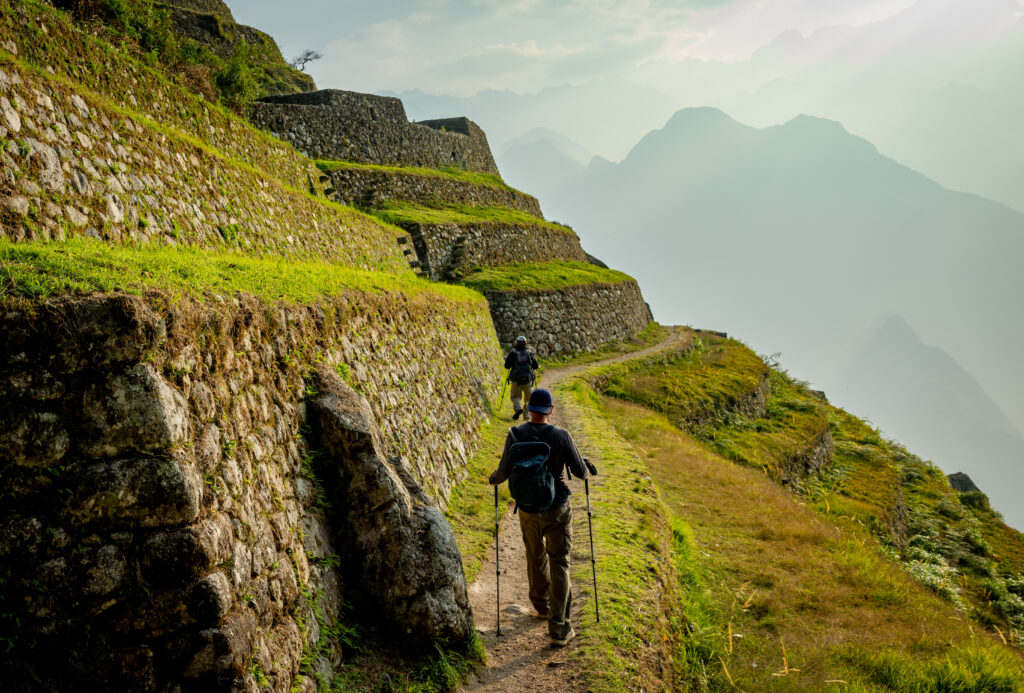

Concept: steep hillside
[[3, 1, 1023, 692], [0, 2, 502, 690]]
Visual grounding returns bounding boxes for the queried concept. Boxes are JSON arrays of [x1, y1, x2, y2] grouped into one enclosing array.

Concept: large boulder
[[308, 367, 473, 645]]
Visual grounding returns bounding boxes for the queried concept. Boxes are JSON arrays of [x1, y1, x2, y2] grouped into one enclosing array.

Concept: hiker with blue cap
[[503, 336, 538, 420], [489, 388, 598, 647]]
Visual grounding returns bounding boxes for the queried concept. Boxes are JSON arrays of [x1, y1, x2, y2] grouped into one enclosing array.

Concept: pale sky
[[233, 0, 1022, 96]]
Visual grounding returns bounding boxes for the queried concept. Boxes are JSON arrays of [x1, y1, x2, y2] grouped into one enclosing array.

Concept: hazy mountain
[[547, 107, 1024, 446], [494, 128, 590, 215], [495, 140, 583, 216], [389, 79, 676, 162], [837, 315, 1024, 528], [719, 16, 1024, 213], [499, 127, 592, 166]]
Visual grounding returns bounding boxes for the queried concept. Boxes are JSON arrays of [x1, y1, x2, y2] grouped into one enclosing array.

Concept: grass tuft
[[459, 261, 635, 294], [0, 239, 485, 305]]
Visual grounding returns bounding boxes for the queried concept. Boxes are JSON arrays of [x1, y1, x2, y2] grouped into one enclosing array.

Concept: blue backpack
[[507, 425, 557, 513]]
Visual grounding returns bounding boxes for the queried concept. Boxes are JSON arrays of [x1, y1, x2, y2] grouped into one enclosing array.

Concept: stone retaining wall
[[0, 288, 502, 691], [251, 90, 499, 175], [485, 280, 653, 357], [0, 60, 407, 271], [324, 166, 543, 217], [1, 1, 322, 193], [402, 221, 587, 279]]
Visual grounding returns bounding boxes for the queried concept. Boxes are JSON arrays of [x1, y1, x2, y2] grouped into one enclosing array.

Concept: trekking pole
[[495, 485, 502, 637], [498, 370, 510, 413], [584, 465, 600, 623]]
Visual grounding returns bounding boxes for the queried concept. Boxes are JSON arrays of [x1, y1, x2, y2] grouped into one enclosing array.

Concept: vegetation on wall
[[316, 160, 514, 192], [459, 261, 635, 293], [0, 239, 485, 305], [47, 0, 307, 110]]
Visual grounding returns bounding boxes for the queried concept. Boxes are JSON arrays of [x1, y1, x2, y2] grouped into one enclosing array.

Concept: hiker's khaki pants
[[510, 382, 532, 415], [519, 503, 573, 639]]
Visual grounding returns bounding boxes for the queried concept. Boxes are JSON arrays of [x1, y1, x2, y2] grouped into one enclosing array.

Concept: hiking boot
[[512, 409, 522, 420], [550, 626, 575, 647]]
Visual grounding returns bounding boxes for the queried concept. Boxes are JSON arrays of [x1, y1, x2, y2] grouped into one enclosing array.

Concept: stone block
[[0, 412, 69, 468], [309, 366, 473, 645], [64, 455, 201, 529], [77, 363, 190, 458]]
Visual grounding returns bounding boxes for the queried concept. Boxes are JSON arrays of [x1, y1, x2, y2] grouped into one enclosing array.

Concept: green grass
[[459, 261, 634, 294], [844, 645, 1024, 692], [372, 202, 566, 232], [821, 408, 1024, 645], [316, 160, 514, 191], [0, 50, 411, 271], [326, 636, 487, 692], [539, 321, 670, 370], [596, 333, 769, 429], [555, 378, 683, 692], [0, 239, 485, 305], [445, 401, 514, 584], [0, 0, 317, 193], [597, 393, 1024, 690]]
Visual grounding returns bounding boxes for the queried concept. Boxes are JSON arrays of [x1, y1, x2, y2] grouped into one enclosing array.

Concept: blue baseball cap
[[528, 388, 554, 414]]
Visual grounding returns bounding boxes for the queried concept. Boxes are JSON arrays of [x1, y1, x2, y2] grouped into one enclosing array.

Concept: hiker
[[504, 335, 539, 420], [489, 388, 597, 647]]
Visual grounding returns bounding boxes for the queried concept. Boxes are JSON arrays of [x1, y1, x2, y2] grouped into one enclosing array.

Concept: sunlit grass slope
[[601, 395, 1024, 691]]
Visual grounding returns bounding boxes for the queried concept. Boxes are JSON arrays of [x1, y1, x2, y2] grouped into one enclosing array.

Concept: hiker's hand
[[585, 460, 598, 476]]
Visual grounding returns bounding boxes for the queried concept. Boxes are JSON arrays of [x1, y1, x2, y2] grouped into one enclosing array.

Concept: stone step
[[395, 219, 586, 281]]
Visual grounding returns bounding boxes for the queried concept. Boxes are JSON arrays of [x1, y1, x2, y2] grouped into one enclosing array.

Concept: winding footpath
[[461, 328, 690, 692]]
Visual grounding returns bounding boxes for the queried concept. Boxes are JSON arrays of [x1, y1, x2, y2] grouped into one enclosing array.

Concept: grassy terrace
[[0, 239, 484, 305], [0, 49, 410, 271], [597, 333, 769, 429], [316, 160, 514, 191], [1, 0, 318, 192], [601, 393, 1024, 691], [459, 261, 634, 294], [371, 202, 566, 232], [592, 331, 1024, 671]]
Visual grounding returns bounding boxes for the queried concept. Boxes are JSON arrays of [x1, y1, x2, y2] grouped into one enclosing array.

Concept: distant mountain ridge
[[541, 107, 1024, 527]]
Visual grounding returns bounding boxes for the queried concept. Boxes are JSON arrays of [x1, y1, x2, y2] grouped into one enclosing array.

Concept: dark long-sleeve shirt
[[504, 347, 538, 371], [489, 422, 589, 508]]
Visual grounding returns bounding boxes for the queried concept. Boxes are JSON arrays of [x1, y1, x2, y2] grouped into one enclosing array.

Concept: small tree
[[289, 49, 323, 72]]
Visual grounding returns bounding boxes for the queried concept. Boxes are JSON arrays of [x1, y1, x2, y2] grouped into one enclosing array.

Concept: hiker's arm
[[561, 431, 589, 480], [530, 353, 539, 369], [489, 432, 514, 485], [503, 352, 515, 369]]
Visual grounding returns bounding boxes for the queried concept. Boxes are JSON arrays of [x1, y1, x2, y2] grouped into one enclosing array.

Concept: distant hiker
[[504, 335, 538, 420], [489, 388, 598, 647]]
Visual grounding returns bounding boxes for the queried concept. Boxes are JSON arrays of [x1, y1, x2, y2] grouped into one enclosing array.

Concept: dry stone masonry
[[485, 280, 653, 357], [0, 61, 406, 271], [0, 289, 502, 691], [403, 221, 587, 280], [251, 90, 499, 174], [323, 165, 543, 217], [0, 3, 319, 193]]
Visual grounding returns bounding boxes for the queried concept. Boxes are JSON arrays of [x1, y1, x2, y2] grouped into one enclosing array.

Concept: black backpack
[[511, 349, 534, 385], [507, 425, 557, 513]]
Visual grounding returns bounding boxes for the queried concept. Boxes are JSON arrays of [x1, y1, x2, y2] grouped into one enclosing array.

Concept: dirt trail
[[462, 328, 689, 692]]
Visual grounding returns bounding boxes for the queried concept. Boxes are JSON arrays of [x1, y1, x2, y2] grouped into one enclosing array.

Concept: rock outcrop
[[0, 286, 500, 691], [309, 368, 473, 644]]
